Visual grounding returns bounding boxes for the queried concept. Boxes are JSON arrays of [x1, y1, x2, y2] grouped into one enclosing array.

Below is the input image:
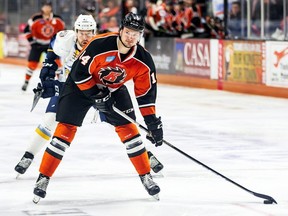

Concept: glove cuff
[[94, 92, 111, 103], [42, 62, 58, 72], [144, 115, 162, 131]]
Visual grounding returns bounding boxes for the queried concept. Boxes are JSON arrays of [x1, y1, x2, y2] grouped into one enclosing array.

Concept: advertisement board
[[145, 37, 175, 74], [0, 33, 3, 59], [266, 41, 288, 88], [175, 38, 211, 78], [222, 40, 265, 84], [5, 34, 19, 57]]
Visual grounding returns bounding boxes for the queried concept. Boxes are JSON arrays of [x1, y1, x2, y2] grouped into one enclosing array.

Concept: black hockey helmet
[[42, 0, 52, 7], [121, 12, 145, 32]]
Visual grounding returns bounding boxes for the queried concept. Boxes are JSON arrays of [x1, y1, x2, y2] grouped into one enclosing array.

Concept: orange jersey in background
[[25, 13, 65, 45]]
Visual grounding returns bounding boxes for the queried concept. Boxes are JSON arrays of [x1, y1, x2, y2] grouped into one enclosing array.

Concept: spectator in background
[[99, 16, 109, 32], [139, 0, 152, 40], [107, 16, 119, 32], [98, 0, 120, 20], [122, 0, 138, 18], [139, 0, 150, 19], [146, 0, 166, 36], [227, 1, 243, 39], [189, 0, 204, 32], [252, 0, 283, 38], [0, 13, 8, 32], [205, 16, 225, 39], [21, 0, 65, 91], [172, 0, 208, 38], [162, 0, 178, 36]]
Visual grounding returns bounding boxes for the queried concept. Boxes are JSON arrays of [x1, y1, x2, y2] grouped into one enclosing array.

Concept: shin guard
[[39, 123, 77, 177]]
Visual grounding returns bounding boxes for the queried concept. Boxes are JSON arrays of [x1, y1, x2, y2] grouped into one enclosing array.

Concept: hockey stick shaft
[[112, 106, 277, 204]]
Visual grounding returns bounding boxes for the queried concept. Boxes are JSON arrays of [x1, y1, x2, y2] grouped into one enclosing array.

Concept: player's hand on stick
[[40, 80, 62, 98], [144, 115, 163, 147], [39, 63, 57, 83], [93, 88, 115, 113]]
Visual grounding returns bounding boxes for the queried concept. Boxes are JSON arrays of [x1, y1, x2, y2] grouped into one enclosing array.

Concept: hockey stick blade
[[30, 88, 43, 112], [112, 105, 277, 204]]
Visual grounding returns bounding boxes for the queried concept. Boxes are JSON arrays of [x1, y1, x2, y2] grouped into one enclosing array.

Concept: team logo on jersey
[[59, 30, 68, 37], [105, 56, 116, 62], [41, 24, 54, 38], [99, 67, 126, 85]]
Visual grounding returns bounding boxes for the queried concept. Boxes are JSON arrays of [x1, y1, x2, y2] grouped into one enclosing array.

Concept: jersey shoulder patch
[[53, 30, 76, 58]]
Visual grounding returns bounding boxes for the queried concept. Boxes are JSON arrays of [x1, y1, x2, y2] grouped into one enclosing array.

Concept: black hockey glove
[[93, 88, 115, 113], [144, 115, 163, 147], [39, 80, 62, 98], [39, 62, 58, 83]]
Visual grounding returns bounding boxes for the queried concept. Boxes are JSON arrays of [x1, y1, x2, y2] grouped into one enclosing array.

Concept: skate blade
[[152, 194, 160, 201], [152, 171, 164, 178], [152, 165, 164, 173], [15, 173, 21, 179], [33, 195, 41, 204]]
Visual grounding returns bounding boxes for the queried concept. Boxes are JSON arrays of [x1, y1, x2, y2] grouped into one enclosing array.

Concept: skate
[[21, 80, 29, 91], [139, 173, 160, 200], [148, 151, 164, 173], [33, 173, 50, 204], [15, 151, 34, 178]]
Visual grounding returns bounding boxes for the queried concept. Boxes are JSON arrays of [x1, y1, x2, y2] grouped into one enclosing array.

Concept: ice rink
[[0, 63, 287, 215]]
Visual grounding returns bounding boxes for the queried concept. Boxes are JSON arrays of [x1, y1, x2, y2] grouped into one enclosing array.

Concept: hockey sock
[[124, 135, 150, 175], [129, 151, 150, 175], [25, 61, 38, 81], [39, 137, 70, 177], [26, 113, 57, 156], [115, 123, 150, 175], [39, 123, 77, 177]]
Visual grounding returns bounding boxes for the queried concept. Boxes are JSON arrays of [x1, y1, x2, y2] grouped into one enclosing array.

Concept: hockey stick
[[112, 105, 277, 204], [30, 85, 44, 112]]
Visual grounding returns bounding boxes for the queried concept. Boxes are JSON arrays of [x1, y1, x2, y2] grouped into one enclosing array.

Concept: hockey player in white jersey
[[15, 14, 163, 178], [14, 14, 97, 177]]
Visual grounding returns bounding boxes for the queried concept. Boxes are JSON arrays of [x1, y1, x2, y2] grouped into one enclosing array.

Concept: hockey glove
[[40, 80, 62, 98], [144, 115, 163, 147], [39, 62, 58, 83], [93, 88, 115, 113]]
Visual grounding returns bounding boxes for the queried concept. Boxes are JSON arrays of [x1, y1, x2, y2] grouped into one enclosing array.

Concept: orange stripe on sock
[[39, 151, 61, 177], [27, 61, 38, 70], [129, 151, 150, 175], [115, 123, 139, 142], [54, 123, 77, 143], [25, 74, 32, 81]]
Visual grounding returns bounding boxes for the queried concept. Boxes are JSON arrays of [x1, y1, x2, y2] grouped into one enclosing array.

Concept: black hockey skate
[[148, 151, 164, 173], [139, 173, 160, 200], [22, 80, 29, 91], [15, 151, 34, 178], [33, 173, 50, 204]]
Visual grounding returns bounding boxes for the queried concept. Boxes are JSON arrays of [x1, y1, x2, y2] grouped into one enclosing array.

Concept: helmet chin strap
[[118, 35, 133, 49]]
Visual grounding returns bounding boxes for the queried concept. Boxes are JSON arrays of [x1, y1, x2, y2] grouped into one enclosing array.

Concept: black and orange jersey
[[70, 32, 157, 117], [24, 12, 65, 45]]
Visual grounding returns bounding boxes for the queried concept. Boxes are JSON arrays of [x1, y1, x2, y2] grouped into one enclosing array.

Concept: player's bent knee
[[124, 135, 146, 158], [115, 123, 139, 142], [53, 122, 77, 143], [27, 61, 38, 70], [42, 112, 57, 131], [46, 137, 70, 160]]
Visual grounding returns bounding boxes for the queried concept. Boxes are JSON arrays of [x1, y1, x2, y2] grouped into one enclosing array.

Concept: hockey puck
[[263, 200, 273, 204]]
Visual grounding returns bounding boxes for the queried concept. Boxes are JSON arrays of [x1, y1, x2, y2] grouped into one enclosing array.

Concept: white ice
[[0, 63, 287, 216]]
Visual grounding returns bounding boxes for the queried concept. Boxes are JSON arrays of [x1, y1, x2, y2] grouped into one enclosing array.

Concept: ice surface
[[0, 64, 287, 215]]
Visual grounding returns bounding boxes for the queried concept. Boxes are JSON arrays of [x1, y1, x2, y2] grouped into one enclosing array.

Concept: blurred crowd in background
[[0, 0, 288, 41]]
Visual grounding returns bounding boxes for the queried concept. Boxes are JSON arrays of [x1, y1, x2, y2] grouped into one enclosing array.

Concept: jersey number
[[151, 72, 156, 84], [80, 55, 91, 65], [79, 51, 91, 66]]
